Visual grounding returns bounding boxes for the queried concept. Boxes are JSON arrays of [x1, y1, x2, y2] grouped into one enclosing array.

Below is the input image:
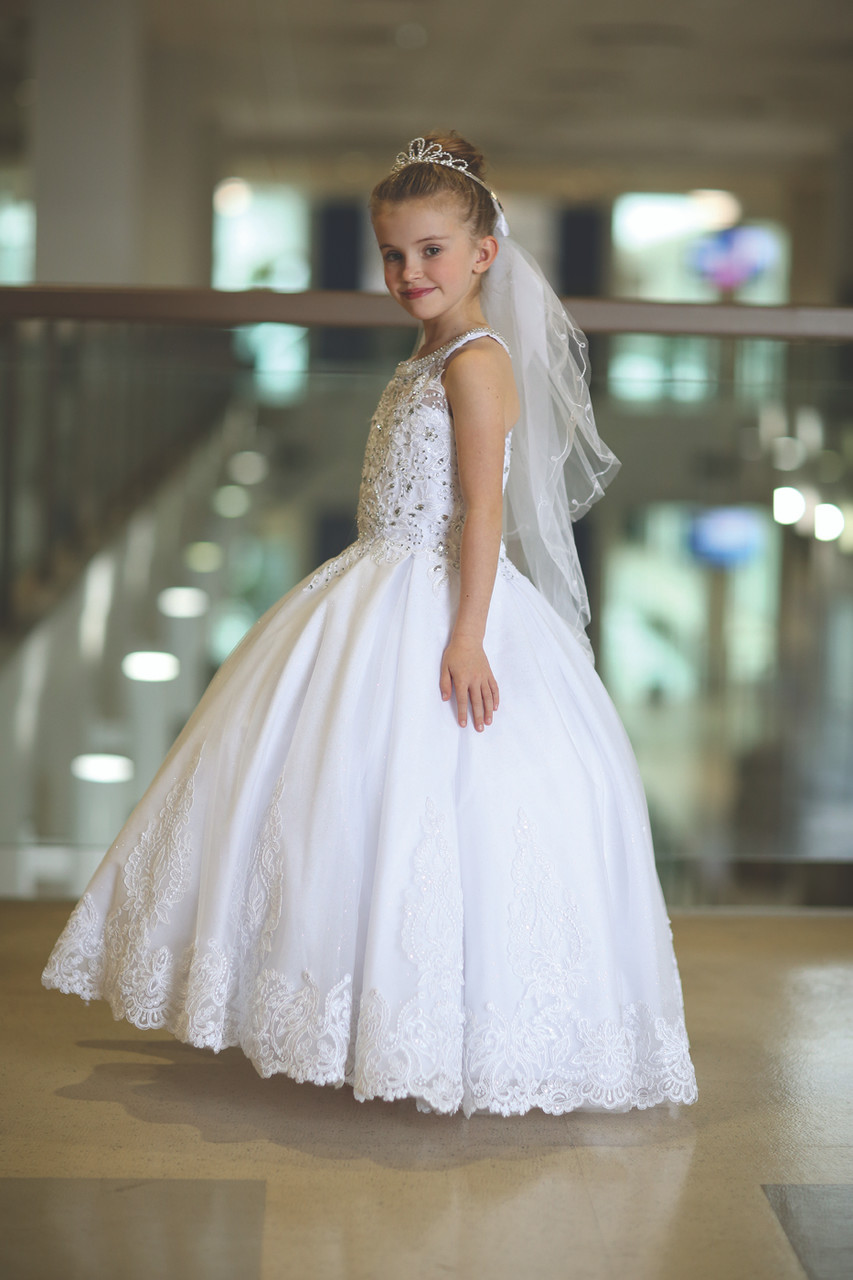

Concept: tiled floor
[[1, 903, 851, 1279]]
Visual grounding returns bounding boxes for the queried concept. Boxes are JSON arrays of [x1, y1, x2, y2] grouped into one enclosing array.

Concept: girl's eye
[[424, 246, 441, 257], [383, 251, 401, 263]]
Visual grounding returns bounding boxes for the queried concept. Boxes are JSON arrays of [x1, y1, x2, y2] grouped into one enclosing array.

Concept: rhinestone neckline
[[398, 327, 504, 370]]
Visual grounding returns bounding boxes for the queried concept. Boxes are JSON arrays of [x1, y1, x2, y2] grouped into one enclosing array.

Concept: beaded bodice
[[306, 328, 512, 592]]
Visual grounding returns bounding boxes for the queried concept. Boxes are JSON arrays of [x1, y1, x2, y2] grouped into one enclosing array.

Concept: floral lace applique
[[507, 810, 586, 998], [41, 891, 104, 1001], [176, 939, 233, 1051], [461, 811, 697, 1116], [463, 811, 586, 1115], [234, 772, 285, 966], [642, 1013, 698, 1106], [98, 750, 201, 1028], [353, 799, 465, 1113], [43, 750, 202, 1025], [245, 969, 353, 1084]]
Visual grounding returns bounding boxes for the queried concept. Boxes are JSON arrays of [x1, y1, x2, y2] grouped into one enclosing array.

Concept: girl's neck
[[418, 307, 490, 357]]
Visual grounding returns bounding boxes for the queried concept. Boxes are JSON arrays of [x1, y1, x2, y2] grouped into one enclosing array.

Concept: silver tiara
[[389, 137, 502, 207]]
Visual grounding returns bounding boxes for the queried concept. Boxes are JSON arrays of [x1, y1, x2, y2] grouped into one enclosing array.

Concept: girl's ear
[[472, 235, 499, 275]]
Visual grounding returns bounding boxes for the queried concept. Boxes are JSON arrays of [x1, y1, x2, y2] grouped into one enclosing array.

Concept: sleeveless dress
[[43, 328, 698, 1117]]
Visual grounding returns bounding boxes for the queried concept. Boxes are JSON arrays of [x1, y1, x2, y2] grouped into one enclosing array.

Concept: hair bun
[[422, 130, 487, 183]]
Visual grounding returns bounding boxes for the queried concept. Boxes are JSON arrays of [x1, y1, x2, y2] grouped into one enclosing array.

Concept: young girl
[[43, 133, 698, 1118]]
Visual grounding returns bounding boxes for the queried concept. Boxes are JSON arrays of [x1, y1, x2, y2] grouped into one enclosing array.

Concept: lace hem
[[42, 930, 696, 1117], [43, 789, 696, 1115]]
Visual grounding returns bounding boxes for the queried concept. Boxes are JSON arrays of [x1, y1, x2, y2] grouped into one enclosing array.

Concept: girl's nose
[[401, 259, 421, 281]]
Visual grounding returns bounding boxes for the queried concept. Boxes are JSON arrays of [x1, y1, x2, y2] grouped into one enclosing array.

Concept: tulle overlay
[[43, 331, 697, 1117]]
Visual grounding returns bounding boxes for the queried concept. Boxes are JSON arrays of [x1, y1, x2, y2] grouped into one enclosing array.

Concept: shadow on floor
[[57, 1037, 699, 1171]]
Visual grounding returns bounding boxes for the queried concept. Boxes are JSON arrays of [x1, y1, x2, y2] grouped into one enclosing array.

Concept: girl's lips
[[402, 287, 435, 299]]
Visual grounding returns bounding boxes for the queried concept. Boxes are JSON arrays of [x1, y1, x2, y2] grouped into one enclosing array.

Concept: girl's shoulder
[[442, 331, 520, 430], [443, 328, 510, 365], [443, 329, 512, 381], [402, 328, 509, 374]]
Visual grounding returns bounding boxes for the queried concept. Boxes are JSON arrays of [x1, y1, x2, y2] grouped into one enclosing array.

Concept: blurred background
[[1, 0, 852, 906]]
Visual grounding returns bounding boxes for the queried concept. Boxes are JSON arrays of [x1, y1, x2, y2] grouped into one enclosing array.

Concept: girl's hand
[[440, 635, 499, 731]]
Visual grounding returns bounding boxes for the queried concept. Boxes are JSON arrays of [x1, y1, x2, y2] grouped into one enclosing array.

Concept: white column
[[32, 0, 144, 284], [142, 45, 216, 286]]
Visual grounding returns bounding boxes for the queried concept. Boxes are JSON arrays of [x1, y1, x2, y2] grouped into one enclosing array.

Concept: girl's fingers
[[441, 660, 499, 729]]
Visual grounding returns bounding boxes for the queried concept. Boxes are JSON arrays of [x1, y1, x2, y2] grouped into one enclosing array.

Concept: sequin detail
[[305, 329, 513, 593]]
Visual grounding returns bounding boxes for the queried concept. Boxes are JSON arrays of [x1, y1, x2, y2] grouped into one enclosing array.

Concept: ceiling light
[[814, 503, 845, 542], [157, 587, 210, 619], [71, 754, 135, 783], [773, 487, 806, 525], [121, 651, 180, 682]]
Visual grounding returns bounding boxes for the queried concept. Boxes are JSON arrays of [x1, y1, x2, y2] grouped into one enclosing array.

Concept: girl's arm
[[440, 342, 513, 731]]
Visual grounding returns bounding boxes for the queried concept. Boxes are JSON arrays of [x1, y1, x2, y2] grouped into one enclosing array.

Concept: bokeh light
[[157, 587, 211, 618], [212, 485, 251, 518], [814, 503, 845, 542], [773, 487, 806, 525], [183, 542, 224, 573], [214, 178, 252, 217], [121, 651, 180, 682], [71, 754, 135, 783], [227, 451, 269, 486]]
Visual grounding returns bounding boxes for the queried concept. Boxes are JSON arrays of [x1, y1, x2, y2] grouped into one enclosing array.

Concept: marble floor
[[1, 903, 851, 1280]]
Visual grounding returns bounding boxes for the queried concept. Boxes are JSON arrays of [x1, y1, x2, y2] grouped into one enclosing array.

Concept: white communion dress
[[43, 328, 698, 1117]]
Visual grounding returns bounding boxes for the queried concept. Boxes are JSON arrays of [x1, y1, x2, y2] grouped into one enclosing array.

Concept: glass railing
[[0, 319, 243, 637], [0, 289, 851, 909], [588, 337, 853, 907]]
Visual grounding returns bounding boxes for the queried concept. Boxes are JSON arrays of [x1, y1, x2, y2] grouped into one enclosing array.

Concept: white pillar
[[142, 45, 216, 286], [33, 0, 144, 284]]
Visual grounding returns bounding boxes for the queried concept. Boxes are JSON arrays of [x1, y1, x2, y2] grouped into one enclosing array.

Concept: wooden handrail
[[2, 286, 853, 341]]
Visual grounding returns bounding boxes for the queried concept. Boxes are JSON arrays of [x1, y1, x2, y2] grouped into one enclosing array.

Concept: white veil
[[481, 209, 621, 657]]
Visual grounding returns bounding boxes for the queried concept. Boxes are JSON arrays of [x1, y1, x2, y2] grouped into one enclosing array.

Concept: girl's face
[[373, 198, 496, 326]]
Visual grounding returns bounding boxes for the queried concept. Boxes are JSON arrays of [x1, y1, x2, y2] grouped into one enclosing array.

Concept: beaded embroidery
[[305, 328, 513, 594]]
